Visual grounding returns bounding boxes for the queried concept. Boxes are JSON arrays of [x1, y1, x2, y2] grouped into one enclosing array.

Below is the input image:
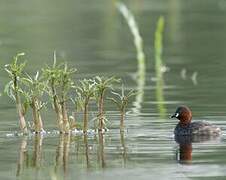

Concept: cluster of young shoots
[[109, 85, 136, 132], [3, 53, 136, 135], [42, 53, 76, 134], [4, 53, 29, 134]]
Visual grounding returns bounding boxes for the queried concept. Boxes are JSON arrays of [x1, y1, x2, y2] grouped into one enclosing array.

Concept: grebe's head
[[171, 106, 192, 125]]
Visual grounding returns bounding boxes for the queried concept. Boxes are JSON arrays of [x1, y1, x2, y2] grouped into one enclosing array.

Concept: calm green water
[[1, 0, 226, 179]]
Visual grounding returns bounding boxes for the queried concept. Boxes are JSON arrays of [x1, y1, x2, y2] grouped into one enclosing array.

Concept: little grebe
[[171, 106, 221, 136]]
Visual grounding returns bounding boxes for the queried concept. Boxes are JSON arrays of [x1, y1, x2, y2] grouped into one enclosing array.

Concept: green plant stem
[[54, 95, 63, 131], [98, 92, 104, 130], [120, 108, 125, 132], [37, 111, 43, 132], [83, 100, 89, 133], [51, 80, 63, 132], [14, 76, 28, 134], [154, 16, 167, 118], [31, 97, 44, 133], [61, 100, 70, 133], [31, 99, 39, 132], [117, 2, 146, 114]]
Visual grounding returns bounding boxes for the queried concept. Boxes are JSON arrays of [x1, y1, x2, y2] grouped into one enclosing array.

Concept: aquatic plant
[[58, 63, 76, 133], [154, 16, 167, 117], [109, 85, 136, 131], [42, 55, 63, 132], [70, 95, 84, 130], [42, 52, 76, 133], [3, 52, 137, 134], [76, 79, 95, 133], [155, 16, 165, 79], [22, 72, 46, 133], [93, 76, 120, 131], [116, 2, 146, 76], [116, 2, 146, 114], [4, 53, 28, 134]]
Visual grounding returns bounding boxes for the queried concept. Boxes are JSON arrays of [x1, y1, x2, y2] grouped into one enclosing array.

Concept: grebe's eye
[[175, 113, 179, 118]]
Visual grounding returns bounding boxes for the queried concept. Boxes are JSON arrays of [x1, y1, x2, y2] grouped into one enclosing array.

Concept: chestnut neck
[[178, 112, 192, 126], [179, 117, 192, 126]]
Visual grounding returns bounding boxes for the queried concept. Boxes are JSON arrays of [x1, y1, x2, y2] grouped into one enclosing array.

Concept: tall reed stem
[[117, 2, 146, 114]]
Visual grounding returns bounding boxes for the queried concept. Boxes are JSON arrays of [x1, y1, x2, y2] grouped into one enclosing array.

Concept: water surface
[[1, 0, 226, 179]]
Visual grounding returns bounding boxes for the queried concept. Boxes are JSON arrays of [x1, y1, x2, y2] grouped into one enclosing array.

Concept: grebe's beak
[[171, 113, 179, 118], [171, 114, 175, 118]]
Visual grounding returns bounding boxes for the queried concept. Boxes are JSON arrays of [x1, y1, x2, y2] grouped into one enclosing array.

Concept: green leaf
[[22, 100, 29, 116], [4, 81, 15, 101]]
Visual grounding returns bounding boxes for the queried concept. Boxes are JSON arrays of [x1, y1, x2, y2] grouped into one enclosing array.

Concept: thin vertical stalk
[[120, 108, 125, 132], [154, 16, 167, 118], [117, 2, 146, 114], [83, 100, 89, 133], [98, 92, 104, 130], [61, 100, 69, 133], [37, 109, 44, 132], [31, 99, 39, 133], [14, 77, 28, 134], [51, 80, 63, 132], [31, 98, 44, 133]]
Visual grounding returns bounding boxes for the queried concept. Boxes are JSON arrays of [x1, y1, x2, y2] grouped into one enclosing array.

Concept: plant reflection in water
[[16, 137, 28, 177], [15, 129, 130, 178], [16, 135, 43, 178], [120, 131, 127, 167], [55, 134, 71, 178]]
